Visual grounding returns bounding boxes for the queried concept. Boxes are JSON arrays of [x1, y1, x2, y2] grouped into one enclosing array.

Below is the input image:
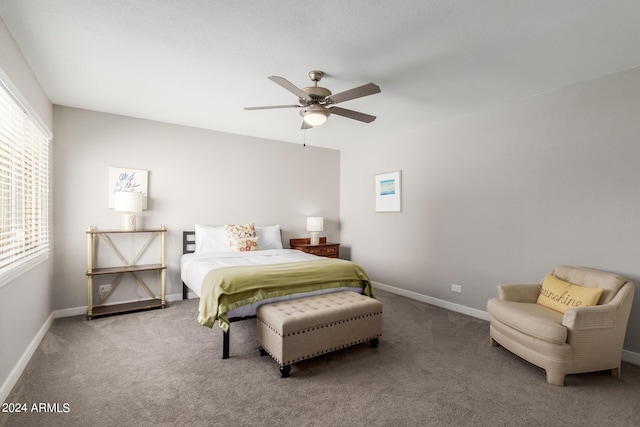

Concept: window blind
[[0, 79, 50, 287]]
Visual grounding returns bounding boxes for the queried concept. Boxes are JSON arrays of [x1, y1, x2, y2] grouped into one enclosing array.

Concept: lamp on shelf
[[114, 191, 143, 231], [306, 216, 324, 245]]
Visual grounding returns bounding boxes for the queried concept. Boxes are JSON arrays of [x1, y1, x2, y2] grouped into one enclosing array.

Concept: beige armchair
[[487, 265, 634, 386]]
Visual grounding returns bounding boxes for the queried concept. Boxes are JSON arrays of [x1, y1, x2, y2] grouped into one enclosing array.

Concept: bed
[[181, 224, 375, 359]]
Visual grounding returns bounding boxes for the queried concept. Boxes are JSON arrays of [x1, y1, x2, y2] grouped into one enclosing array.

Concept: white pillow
[[255, 224, 283, 250], [194, 224, 231, 253]]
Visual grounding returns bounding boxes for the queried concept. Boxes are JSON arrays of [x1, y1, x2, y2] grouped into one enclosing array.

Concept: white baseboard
[[0, 311, 54, 404], [622, 350, 640, 366], [53, 306, 86, 318], [372, 280, 640, 365], [372, 281, 489, 321], [1, 293, 186, 403], [166, 293, 186, 302], [51, 293, 186, 319]]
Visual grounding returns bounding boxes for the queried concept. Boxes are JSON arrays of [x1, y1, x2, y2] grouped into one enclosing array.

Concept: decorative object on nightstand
[[86, 225, 166, 319], [306, 216, 324, 245], [290, 237, 339, 258], [114, 191, 143, 231]]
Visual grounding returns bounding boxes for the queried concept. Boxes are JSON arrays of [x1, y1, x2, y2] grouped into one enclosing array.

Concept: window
[[0, 79, 50, 287]]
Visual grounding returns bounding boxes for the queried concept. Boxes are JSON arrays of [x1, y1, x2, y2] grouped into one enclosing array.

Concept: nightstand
[[290, 237, 340, 258]]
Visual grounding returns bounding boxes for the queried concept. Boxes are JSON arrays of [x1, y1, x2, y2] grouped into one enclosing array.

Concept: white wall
[[52, 106, 340, 310], [0, 18, 54, 402], [340, 66, 640, 355]]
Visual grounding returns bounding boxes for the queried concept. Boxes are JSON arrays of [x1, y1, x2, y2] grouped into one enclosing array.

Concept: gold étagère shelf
[[86, 226, 167, 319]]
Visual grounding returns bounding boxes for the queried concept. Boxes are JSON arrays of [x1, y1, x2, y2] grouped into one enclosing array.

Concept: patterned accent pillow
[[224, 223, 257, 249], [229, 236, 259, 252], [224, 223, 256, 238]]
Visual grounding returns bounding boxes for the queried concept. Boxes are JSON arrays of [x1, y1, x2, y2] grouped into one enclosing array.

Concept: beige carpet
[[2, 290, 639, 427]]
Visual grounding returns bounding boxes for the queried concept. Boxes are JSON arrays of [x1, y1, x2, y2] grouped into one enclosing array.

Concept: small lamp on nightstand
[[114, 191, 143, 231], [307, 216, 323, 245]]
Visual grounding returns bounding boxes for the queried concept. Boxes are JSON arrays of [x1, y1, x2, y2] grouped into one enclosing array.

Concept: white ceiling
[[1, 1, 640, 149]]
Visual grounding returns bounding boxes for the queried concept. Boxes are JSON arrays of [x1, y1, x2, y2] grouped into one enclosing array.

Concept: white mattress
[[181, 249, 362, 318]]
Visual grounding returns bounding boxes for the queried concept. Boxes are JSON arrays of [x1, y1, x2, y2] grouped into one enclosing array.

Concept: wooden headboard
[[183, 231, 195, 254]]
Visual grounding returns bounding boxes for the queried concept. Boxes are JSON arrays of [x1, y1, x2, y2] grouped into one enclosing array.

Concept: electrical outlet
[[451, 284, 462, 293], [98, 284, 112, 300]]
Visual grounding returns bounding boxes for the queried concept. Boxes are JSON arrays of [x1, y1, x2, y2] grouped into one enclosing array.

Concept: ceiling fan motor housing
[[301, 70, 332, 104], [301, 86, 332, 103]]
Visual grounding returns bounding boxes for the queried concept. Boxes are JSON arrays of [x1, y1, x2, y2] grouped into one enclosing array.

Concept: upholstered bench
[[256, 291, 383, 377]]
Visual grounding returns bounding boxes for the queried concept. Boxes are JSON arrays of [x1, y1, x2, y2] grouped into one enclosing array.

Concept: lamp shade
[[306, 217, 324, 232], [114, 191, 143, 213], [300, 106, 329, 127]]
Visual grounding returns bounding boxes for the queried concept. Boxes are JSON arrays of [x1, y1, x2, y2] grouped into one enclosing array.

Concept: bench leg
[[280, 365, 291, 378], [258, 346, 289, 378], [370, 338, 379, 348]]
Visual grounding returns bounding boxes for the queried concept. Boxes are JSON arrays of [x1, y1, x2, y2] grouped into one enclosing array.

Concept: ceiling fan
[[244, 70, 381, 129]]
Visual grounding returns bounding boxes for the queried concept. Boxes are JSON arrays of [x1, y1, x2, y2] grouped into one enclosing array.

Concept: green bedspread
[[197, 258, 375, 331]]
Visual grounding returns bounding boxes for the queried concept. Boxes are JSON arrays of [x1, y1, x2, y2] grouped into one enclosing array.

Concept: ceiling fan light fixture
[[300, 105, 329, 127]]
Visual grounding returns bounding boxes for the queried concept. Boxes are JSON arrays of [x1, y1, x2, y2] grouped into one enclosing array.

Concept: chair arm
[[562, 304, 615, 330], [497, 283, 541, 303]]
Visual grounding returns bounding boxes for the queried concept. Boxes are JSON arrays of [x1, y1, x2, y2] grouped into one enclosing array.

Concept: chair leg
[[546, 370, 565, 386], [611, 367, 621, 379], [490, 337, 499, 347]]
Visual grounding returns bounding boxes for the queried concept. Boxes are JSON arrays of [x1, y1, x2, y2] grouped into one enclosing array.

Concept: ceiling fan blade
[[330, 107, 376, 123], [301, 121, 313, 130], [244, 105, 300, 110], [268, 76, 310, 100], [327, 82, 380, 104]]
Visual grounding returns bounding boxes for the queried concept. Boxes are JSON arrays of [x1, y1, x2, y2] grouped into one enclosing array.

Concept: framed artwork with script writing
[[108, 167, 148, 209]]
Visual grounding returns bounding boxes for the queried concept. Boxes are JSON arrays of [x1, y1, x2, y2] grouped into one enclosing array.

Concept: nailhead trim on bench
[[257, 312, 382, 366], [257, 311, 383, 338], [260, 335, 382, 366]]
